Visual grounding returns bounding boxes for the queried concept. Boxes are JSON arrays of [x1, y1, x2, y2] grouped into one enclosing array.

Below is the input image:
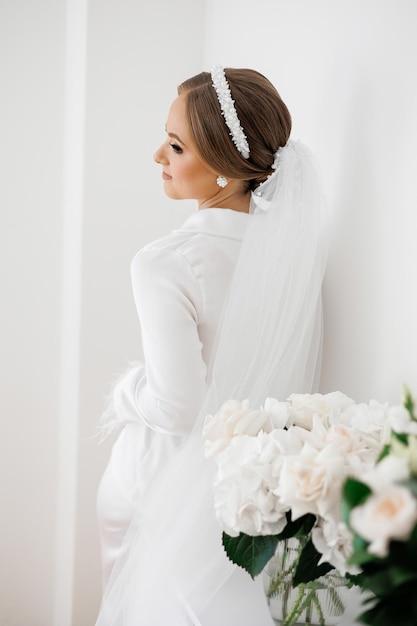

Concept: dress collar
[[175, 208, 249, 241]]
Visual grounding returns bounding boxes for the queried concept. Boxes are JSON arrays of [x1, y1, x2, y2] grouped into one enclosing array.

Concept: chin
[[162, 183, 177, 199], [163, 190, 180, 200], [163, 187, 188, 201]]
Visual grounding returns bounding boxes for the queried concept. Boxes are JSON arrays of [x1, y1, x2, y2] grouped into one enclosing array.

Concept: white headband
[[211, 65, 250, 159]]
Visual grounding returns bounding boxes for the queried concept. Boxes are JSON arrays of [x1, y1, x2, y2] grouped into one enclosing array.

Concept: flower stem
[[281, 587, 326, 626], [312, 592, 325, 625]]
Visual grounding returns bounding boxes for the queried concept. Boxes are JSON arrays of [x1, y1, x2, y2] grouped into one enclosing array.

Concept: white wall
[[0, 2, 65, 624], [0, 1, 205, 625], [205, 0, 417, 403], [1, 0, 417, 624]]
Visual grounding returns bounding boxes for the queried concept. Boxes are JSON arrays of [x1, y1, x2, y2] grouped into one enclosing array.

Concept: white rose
[[277, 442, 346, 520], [341, 400, 391, 446], [361, 454, 410, 493], [390, 435, 417, 475], [324, 424, 362, 455], [289, 392, 354, 430], [203, 399, 272, 458], [257, 427, 306, 487], [263, 397, 291, 429], [215, 481, 288, 537], [312, 519, 358, 576], [319, 422, 381, 472], [350, 484, 417, 557], [388, 404, 417, 435], [213, 432, 288, 536], [306, 415, 368, 457]]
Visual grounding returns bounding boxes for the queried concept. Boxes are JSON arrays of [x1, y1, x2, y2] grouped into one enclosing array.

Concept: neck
[[198, 190, 251, 213]]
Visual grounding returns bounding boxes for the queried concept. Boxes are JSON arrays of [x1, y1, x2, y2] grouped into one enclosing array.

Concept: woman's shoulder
[[132, 229, 197, 271], [130, 230, 201, 292], [131, 208, 248, 283], [136, 209, 247, 258]]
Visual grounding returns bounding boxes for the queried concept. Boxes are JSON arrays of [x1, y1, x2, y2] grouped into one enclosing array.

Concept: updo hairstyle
[[177, 68, 292, 191]]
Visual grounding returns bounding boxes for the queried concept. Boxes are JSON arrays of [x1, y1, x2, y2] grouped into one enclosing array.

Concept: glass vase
[[262, 538, 350, 626]]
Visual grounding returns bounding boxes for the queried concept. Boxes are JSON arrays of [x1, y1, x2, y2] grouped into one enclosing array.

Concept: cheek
[[170, 158, 191, 182], [178, 163, 208, 190]]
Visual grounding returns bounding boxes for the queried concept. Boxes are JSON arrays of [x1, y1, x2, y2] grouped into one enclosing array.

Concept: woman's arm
[[113, 245, 208, 436]]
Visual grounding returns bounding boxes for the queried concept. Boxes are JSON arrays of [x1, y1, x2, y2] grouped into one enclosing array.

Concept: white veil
[[96, 140, 328, 625]]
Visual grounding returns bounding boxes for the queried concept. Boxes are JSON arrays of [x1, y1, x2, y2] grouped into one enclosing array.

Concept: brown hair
[[177, 68, 292, 191]]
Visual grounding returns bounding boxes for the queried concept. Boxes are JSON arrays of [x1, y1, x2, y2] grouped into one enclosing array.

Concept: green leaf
[[349, 547, 377, 566], [377, 444, 391, 462], [391, 431, 409, 446], [377, 531, 417, 572], [358, 585, 417, 626], [275, 512, 316, 540], [407, 520, 417, 545], [401, 479, 417, 500], [292, 538, 333, 586], [362, 567, 417, 596], [404, 385, 416, 421], [222, 532, 278, 579], [342, 478, 372, 525], [345, 571, 365, 588]]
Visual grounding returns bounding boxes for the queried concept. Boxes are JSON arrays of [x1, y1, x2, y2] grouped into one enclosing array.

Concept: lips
[[162, 171, 172, 180]]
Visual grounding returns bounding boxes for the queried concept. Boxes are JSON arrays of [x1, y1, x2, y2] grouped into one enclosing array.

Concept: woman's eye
[[170, 143, 183, 154]]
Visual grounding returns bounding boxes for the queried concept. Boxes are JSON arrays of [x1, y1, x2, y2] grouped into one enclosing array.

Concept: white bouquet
[[203, 392, 402, 582]]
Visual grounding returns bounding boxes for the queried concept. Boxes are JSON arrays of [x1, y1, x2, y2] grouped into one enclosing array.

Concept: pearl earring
[[216, 175, 228, 188]]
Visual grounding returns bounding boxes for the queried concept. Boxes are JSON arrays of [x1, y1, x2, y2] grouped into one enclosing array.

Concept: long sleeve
[[113, 244, 208, 436]]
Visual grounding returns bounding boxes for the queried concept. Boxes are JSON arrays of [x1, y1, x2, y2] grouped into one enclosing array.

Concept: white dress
[[96, 142, 334, 626], [97, 208, 276, 624], [97, 208, 249, 583]]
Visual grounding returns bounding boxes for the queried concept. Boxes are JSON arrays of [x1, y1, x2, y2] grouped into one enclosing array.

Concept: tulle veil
[[96, 140, 329, 625]]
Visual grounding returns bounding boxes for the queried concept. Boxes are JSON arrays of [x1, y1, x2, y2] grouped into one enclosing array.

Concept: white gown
[[95, 142, 345, 625], [97, 208, 275, 623]]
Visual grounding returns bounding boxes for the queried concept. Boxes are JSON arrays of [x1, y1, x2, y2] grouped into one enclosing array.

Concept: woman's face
[[154, 95, 220, 207]]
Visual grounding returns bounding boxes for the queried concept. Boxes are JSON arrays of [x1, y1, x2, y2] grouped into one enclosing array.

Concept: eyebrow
[[168, 132, 184, 144], [165, 125, 185, 145]]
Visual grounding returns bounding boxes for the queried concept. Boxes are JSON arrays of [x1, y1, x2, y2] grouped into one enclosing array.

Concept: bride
[[96, 66, 327, 625]]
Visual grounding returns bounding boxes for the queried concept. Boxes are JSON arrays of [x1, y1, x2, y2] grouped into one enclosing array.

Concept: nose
[[154, 143, 168, 165]]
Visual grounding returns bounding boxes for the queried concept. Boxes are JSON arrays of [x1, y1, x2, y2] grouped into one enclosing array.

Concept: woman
[[96, 66, 327, 625]]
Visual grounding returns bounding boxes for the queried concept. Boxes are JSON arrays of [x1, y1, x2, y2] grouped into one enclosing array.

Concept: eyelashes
[[170, 143, 183, 154]]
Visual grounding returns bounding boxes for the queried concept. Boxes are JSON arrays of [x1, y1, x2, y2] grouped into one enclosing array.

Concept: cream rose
[[277, 442, 346, 520], [350, 484, 417, 557]]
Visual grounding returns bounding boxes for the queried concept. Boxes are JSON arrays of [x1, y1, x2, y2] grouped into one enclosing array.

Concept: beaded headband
[[211, 66, 250, 159]]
